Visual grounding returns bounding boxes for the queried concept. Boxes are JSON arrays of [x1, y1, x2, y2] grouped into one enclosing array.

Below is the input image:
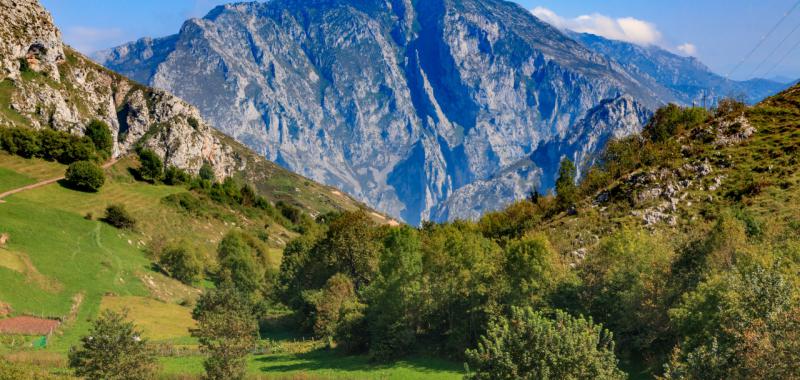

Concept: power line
[[727, 0, 800, 79], [762, 34, 800, 78], [749, 17, 800, 78]]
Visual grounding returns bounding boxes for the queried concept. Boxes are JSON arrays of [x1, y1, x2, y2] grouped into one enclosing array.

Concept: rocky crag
[[0, 0, 368, 217], [97, 0, 787, 223]]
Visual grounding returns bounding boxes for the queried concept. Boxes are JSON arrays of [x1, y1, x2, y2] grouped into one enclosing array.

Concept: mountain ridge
[[98, 0, 658, 224]]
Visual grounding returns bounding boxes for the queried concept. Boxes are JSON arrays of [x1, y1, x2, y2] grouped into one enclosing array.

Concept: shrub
[[136, 148, 163, 182], [465, 307, 625, 380], [0, 127, 39, 158], [715, 98, 747, 119], [199, 162, 215, 182], [68, 310, 158, 380], [85, 119, 113, 158], [103, 204, 137, 230], [163, 166, 191, 185], [645, 104, 708, 143], [64, 161, 105, 192], [158, 243, 203, 285], [38, 128, 95, 164]]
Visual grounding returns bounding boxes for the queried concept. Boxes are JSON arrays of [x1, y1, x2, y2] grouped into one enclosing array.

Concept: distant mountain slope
[[96, 0, 788, 224], [0, 0, 369, 217], [96, 0, 659, 224], [569, 32, 788, 106]]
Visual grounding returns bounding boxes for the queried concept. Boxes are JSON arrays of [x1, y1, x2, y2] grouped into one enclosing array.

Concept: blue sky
[[41, 0, 800, 81]]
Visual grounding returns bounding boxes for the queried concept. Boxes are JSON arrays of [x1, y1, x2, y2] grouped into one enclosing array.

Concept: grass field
[[0, 155, 461, 379], [100, 296, 196, 342], [160, 351, 464, 379]]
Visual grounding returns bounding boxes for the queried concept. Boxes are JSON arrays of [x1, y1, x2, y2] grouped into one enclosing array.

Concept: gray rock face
[[99, 0, 763, 224], [0, 0, 64, 81], [0, 0, 240, 180], [570, 32, 788, 106]]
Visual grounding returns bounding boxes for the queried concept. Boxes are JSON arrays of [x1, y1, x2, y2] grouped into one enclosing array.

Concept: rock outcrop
[[0, 0, 368, 216]]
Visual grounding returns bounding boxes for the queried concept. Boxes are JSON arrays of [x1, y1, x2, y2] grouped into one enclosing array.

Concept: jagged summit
[[97, 0, 789, 224]]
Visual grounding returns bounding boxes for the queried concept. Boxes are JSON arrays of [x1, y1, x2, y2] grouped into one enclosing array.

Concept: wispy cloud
[[63, 26, 125, 53], [677, 43, 698, 57], [532, 6, 661, 45], [532, 7, 698, 56]]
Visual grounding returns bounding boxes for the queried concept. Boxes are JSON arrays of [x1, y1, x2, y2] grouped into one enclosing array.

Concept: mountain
[[569, 31, 788, 106], [96, 0, 786, 224], [0, 0, 369, 218], [96, 0, 662, 224]]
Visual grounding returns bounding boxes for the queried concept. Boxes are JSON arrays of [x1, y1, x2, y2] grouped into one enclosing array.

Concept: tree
[[555, 158, 577, 211], [0, 127, 39, 158], [38, 128, 95, 164], [580, 229, 674, 352], [103, 204, 137, 230], [216, 232, 264, 295], [503, 234, 563, 308], [465, 307, 625, 380], [68, 309, 157, 380], [199, 162, 215, 182], [306, 273, 366, 351], [665, 264, 800, 379], [366, 226, 423, 360], [644, 104, 707, 143], [65, 160, 105, 192], [164, 166, 191, 185], [136, 148, 163, 182], [85, 119, 113, 158], [314, 211, 380, 289], [191, 284, 257, 380], [158, 243, 203, 284]]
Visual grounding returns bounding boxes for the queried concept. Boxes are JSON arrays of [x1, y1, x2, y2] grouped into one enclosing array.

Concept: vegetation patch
[[100, 296, 195, 342]]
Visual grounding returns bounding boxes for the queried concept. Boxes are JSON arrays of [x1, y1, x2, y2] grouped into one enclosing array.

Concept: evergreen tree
[[555, 158, 577, 211], [465, 307, 624, 380], [68, 310, 157, 380]]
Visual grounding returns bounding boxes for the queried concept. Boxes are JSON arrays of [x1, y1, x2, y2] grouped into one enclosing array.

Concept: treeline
[[273, 100, 800, 379]]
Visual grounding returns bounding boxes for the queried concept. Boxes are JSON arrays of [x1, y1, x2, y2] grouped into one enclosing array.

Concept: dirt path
[[0, 158, 120, 202]]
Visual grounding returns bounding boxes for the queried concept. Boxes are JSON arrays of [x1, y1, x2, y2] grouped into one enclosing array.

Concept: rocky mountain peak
[[97, 0, 788, 224]]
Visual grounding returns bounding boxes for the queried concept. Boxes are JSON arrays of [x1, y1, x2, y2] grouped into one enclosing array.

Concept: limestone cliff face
[[0, 0, 64, 82], [0, 0, 239, 179], [98, 0, 664, 224], [0, 0, 370, 217]]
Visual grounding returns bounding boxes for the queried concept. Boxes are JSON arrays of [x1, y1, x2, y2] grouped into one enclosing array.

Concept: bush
[[85, 119, 113, 158], [136, 148, 163, 182], [38, 128, 95, 164], [1, 127, 39, 158], [158, 244, 203, 285], [645, 104, 708, 143], [103, 204, 137, 230], [465, 307, 625, 380], [199, 162, 215, 182], [68, 310, 158, 380], [64, 161, 105, 192], [715, 98, 747, 119], [164, 166, 191, 186]]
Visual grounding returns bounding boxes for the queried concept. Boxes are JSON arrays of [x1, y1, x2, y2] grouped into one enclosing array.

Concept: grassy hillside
[[0, 153, 460, 379]]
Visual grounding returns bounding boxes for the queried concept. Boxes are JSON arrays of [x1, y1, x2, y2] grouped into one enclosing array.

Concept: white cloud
[[63, 26, 125, 54], [677, 43, 698, 56], [532, 6, 662, 46]]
